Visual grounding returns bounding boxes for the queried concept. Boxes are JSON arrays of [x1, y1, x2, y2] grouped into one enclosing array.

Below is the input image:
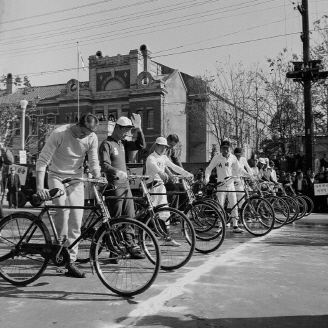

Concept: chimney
[[139, 44, 152, 72], [6, 73, 16, 95]]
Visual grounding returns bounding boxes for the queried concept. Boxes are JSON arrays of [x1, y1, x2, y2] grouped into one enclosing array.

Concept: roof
[[0, 84, 66, 106]]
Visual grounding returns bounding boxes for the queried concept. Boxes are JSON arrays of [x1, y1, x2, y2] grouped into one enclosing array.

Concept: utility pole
[[286, 0, 328, 171]]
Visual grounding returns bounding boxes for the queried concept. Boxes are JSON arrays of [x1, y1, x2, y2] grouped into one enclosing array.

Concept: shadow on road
[[121, 313, 328, 328]]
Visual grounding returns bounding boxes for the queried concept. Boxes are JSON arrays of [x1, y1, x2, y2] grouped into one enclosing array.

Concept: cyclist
[[145, 137, 193, 246], [98, 114, 146, 261], [204, 140, 248, 233], [35, 113, 101, 278]]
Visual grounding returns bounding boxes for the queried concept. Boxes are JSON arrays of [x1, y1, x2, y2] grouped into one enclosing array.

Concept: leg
[[8, 191, 13, 208], [227, 185, 243, 232], [14, 191, 18, 208]]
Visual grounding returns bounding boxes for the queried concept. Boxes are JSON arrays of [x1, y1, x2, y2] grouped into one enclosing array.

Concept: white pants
[[150, 183, 170, 221], [234, 179, 245, 207], [216, 184, 239, 225], [49, 175, 84, 262]]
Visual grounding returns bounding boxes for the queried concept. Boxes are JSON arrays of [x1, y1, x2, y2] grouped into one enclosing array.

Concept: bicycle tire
[[280, 195, 299, 224], [143, 206, 195, 270], [300, 194, 314, 216], [241, 196, 275, 236], [76, 209, 101, 263], [90, 218, 161, 297], [264, 195, 290, 229], [0, 212, 51, 286], [293, 195, 308, 220], [184, 200, 226, 254]]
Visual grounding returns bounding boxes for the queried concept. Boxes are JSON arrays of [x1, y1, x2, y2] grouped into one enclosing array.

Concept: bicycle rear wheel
[[241, 196, 275, 236], [143, 207, 195, 270], [185, 200, 226, 254], [300, 194, 314, 216], [264, 195, 290, 229], [280, 195, 299, 224], [76, 209, 101, 263], [91, 218, 161, 296], [0, 213, 51, 285]]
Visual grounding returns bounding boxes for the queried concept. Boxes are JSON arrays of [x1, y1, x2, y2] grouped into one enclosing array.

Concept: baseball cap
[[155, 137, 168, 146], [221, 140, 231, 148], [116, 116, 134, 128], [258, 158, 266, 164], [234, 147, 242, 154]]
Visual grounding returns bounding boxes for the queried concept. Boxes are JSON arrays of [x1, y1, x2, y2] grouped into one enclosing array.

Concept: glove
[[158, 171, 168, 183], [204, 177, 209, 185], [115, 170, 128, 182]]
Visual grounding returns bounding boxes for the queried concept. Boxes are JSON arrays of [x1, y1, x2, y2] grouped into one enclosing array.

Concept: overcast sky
[[0, 0, 327, 87]]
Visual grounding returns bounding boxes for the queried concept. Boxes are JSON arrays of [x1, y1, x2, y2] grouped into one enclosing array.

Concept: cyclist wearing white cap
[[98, 113, 146, 260], [204, 140, 248, 233], [145, 136, 193, 246]]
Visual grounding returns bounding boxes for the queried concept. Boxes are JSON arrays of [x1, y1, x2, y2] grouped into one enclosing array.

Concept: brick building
[[0, 44, 264, 164]]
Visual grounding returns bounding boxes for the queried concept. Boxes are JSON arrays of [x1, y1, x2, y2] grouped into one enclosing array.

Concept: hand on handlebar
[[115, 170, 128, 182], [36, 189, 51, 201]]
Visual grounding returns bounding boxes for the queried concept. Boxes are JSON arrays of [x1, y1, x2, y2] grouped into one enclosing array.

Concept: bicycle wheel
[[185, 200, 226, 254], [280, 195, 299, 224], [143, 207, 195, 270], [293, 195, 308, 220], [76, 209, 101, 263], [0, 212, 51, 285], [241, 196, 275, 236], [300, 195, 314, 216], [90, 218, 161, 296], [264, 195, 290, 229]]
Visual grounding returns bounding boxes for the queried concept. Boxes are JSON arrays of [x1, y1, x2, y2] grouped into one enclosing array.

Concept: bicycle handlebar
[[61, 177, 108, 184]]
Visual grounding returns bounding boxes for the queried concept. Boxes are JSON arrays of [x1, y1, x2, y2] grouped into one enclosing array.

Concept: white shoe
[[162, 237, 181, 247], [233, 227, 244, 233]]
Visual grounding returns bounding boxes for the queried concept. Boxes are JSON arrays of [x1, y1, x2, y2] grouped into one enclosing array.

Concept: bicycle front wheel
[[264, 195, 290, 229], [241, 196, 275, 236], [91, 218, 161, 297], [0, 212, 51, 285]]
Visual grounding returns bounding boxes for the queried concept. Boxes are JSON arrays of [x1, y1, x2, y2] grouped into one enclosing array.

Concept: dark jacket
[[5, 173, 21, 192], [292, 178, 308, 194]]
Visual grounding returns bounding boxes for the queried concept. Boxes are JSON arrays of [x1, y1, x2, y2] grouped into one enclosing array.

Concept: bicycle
[[0, 176, 161, 297], [207, 176, 276, 237], [106, 175, 196, 271]]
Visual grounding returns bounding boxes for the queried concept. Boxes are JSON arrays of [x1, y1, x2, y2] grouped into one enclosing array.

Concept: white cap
[[155, 137, 168, 146], [116, 116, 134, 127], [258, 158, 266, 164]]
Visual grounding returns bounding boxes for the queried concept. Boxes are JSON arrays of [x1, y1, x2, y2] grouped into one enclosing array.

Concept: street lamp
[[20, 99, 28, 150]]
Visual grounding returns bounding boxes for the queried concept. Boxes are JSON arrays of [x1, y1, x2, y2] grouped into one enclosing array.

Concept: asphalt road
[[0, 205, 328, 328]]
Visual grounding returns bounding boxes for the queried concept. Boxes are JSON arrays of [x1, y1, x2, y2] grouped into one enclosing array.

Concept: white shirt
[[146, 151, 190, 183], [205, 153, 241, 186]]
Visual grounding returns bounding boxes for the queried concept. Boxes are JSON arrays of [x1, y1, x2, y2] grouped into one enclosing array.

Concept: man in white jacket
[[204, 140, 247, 233], [145, 137, 193, 246]]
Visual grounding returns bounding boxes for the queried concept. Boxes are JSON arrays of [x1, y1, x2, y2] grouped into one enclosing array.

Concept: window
[[108, 111, 117, 122], [136, 109, 143, 126], [46, 115, 56, 125], [14, 118, 21, 136], [147, 109, 154, 129], [29, 117, 37, 136]]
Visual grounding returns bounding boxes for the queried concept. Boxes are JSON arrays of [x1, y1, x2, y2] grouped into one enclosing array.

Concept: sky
[[0, 0, 327, 87]]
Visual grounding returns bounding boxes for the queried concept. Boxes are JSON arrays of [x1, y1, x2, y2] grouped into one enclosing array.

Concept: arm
[[204, 156, 218, 184], [166, 158, 191, 177], [124, 113, 146, 151], [167, 148, 182, 167], [146, 156, 168, 182], [87, 135, 101, 178], [243, 158, 253, 176]]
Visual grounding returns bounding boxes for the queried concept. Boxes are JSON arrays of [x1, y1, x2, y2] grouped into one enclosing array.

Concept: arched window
[[104, 79, 123, 91]]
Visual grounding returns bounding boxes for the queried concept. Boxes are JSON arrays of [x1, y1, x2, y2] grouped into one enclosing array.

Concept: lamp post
[[20, 99, 28, 150]]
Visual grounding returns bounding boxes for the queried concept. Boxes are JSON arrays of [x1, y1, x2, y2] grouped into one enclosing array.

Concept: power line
[[0, 0, 160, 34], [0, 0, 116, 25], [0, 0, 221, 44], [0, 0, 282, 56]]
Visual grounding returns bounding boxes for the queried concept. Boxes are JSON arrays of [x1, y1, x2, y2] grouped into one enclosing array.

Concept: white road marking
[[104, 230, 278, 328]]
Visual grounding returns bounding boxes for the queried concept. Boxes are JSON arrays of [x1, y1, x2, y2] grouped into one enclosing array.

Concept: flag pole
[[77, 42, 80, 120]]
